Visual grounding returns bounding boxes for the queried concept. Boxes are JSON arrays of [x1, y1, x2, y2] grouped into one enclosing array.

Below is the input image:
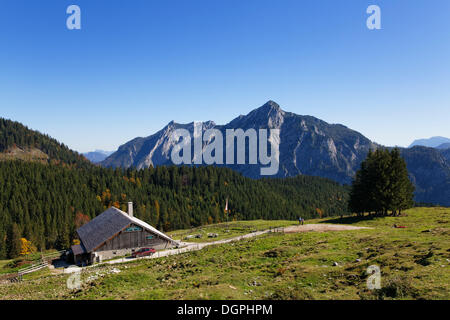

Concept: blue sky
[[0, 0, 449, 152]]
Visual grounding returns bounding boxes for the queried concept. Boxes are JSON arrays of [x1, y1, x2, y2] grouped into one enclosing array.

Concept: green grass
[[0, 207, 448, 300], [0, 259, 16, 275], [168, 219, 297, 243], [0, 250, 62, 275]]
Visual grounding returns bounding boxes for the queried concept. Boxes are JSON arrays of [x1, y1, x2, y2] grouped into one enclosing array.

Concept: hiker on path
[[298, 217, 302, 225]]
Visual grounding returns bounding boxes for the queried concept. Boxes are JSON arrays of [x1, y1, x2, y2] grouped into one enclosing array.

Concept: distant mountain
[[400, 146, 450, 206], [101, 101, 450, 206], [436, 142, 450, 150], [0, 118, 90, 167], [2, 104, 449, 206], [102, 101, 378, 184], [101, 101, 450, 205], [440, 148, 450, 163], [83, 150, 114, 163], [409, 136, 450, 148]]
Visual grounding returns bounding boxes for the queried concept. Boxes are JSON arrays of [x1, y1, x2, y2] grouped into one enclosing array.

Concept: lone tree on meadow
[[349, 148, 415, 216]]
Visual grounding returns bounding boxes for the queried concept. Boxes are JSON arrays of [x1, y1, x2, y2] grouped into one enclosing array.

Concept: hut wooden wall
[[96, 224, 168, 252]]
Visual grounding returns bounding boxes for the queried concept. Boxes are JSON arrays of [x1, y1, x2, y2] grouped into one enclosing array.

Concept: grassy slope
[[0, 207, 448, 300], [168, 220, 298, 243], [0, 252, 45, 275], [0, 147, 49, 163]]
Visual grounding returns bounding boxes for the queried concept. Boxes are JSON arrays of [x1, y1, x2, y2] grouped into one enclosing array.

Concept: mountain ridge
[[101, 101, 450, 206], [409, 136, 450, 148], [436, 142, 450, 150], [102, 101, 378, 184], [0, 117, 90, 167], [83, 150, 114, 163]]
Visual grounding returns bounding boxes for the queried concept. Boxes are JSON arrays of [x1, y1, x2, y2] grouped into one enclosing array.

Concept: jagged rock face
[[100, 101, 450, 206], [102, 121, 217, 169], [101, 101, 376, 184]]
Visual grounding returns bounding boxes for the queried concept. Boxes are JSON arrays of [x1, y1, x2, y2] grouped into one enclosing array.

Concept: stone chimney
[[127, 202, 133, 217]]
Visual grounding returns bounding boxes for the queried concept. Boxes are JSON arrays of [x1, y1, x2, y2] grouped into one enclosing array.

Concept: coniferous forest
[[0, 118, 89, 167], [0, 117, 350, 258], [0, 160, 349, 259]]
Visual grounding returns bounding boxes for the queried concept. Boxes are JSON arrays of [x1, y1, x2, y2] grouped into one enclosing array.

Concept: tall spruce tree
[[349, 148, 414, 215], [0, 229, 7, 259], [389, 148, 415, 214], [7, 223, 22, 258]]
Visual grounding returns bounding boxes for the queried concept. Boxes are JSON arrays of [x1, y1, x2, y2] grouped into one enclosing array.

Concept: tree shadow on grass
[[319, 215, 379, 225]]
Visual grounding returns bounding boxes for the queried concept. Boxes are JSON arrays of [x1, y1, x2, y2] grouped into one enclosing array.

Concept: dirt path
[[283, 224, 370, 233]]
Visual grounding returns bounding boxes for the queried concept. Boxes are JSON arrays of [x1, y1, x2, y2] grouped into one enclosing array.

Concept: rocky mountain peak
[[99, 102, 450, 206], [256, 100, 283, 114], [240, 100, 286, 129]]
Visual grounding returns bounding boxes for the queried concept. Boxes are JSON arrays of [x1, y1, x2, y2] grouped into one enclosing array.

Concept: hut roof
[[77, 207, 176, 253]]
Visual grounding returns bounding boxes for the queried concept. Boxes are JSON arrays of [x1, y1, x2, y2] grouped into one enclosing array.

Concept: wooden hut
[[71, 204, 177, 265]]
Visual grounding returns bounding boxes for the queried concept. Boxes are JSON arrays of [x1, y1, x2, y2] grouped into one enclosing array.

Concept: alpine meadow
[[0, 1, 449, 307]]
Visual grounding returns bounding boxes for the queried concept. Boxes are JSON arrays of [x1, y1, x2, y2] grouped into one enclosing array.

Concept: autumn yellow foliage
[[19, 238, 36, 256]]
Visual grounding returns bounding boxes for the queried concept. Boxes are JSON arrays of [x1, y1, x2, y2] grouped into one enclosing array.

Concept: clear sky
[[0, 0, 449, 153]]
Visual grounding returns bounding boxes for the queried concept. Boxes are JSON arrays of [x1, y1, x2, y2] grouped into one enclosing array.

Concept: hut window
[[125, 226, 142, 232]]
